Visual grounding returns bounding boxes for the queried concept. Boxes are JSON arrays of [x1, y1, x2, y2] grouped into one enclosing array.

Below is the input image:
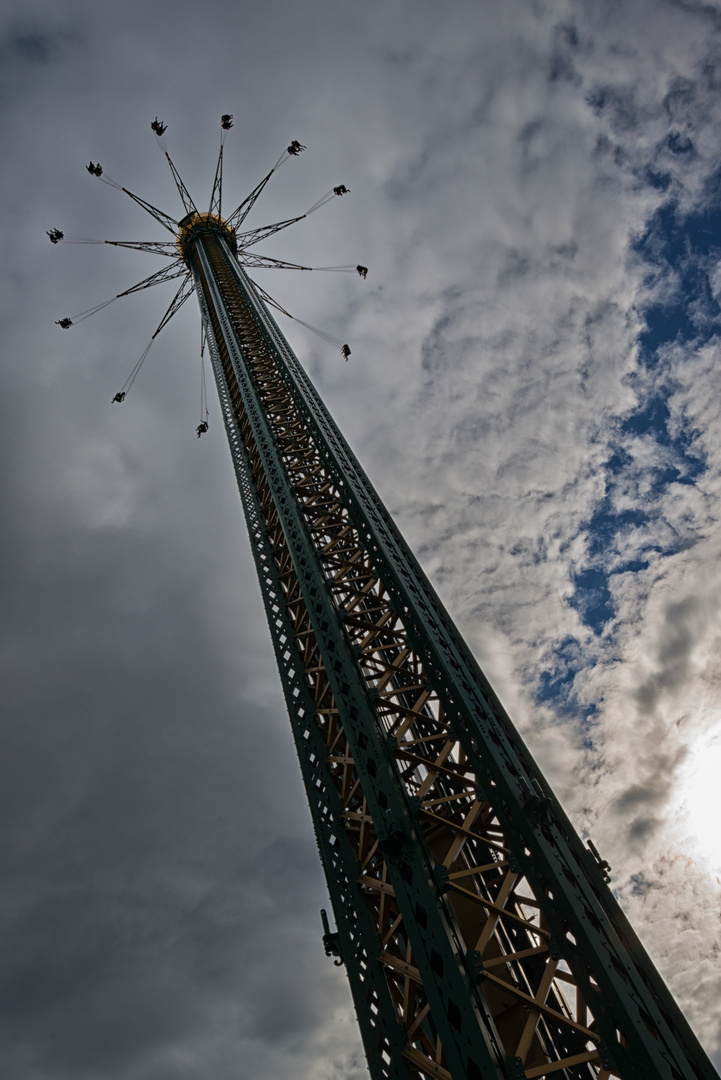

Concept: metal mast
[[54, 123, 719, 1080], [180, 222, 716, 1080]]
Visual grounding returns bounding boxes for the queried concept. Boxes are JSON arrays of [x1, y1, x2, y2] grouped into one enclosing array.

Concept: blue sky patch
[[539, 192, 717, 714]]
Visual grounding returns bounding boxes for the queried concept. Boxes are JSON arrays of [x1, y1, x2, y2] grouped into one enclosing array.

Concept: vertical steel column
[[193, 276, 414, 1080]]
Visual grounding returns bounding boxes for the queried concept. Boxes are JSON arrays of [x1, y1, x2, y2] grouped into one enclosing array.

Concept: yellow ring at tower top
[[176, 211, 237, 262]]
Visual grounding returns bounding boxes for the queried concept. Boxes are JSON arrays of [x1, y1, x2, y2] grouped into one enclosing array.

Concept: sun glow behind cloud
[[678, 729, 721, 873]]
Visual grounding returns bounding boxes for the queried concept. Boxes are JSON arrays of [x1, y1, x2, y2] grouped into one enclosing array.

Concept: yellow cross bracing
[[192, 233, 628, 1080]]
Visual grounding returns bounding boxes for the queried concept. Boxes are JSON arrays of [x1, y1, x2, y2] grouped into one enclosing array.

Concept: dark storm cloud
[[0, 16, 80, 103], [4, 29, 55, 63], [634, 593, 710, 710], [0, 21, 74, 65], [547, 21, 584, 86], [0, 378, 329, 1079]]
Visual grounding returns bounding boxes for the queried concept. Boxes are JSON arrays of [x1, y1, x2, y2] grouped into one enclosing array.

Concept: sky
[[1, 0, 721, 1077]]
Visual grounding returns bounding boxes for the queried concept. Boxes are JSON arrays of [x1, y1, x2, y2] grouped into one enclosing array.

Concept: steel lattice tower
[[53, 121, 719, 1080]]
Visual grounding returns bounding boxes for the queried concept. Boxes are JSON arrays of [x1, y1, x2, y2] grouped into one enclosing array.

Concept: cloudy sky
[[2, 0, 721, 1076]]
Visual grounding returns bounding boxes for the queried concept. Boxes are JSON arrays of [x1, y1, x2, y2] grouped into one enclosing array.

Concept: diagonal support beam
[[225, 166, 277, 232], [238, 253, 315, 271], [117, 260, 188, 298], [151, 273, 195, 337], [238, 253, 359, 272], [163, 150, 198, 216], [235, 214, 306, 249], [104, 240, 179, 257], [209, 144, 224, 219], [121, 186, 179, 233]]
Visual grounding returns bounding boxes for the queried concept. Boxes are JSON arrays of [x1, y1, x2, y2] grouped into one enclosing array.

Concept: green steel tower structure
[[53, 120, 718, 1080]]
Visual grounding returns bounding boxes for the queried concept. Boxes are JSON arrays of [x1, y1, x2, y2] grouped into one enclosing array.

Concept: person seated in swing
[[151, 118, 167, 136], [287, 140, 306, 155], [47, 228, 64, 244], [111, 392, 126, 403], [333, 184, 350, 196], [56, 318, 73, 329], [356, 264, 368, 279], [341, 344, 351, 362], [86, 161, 103, 176], [196, 420, 209, 438], [221, 114, 234, 130]]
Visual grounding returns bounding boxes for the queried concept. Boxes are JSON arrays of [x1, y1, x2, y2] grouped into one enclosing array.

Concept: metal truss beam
[[209, 143, 224, 219], [117, 260, 187, 298], [105, 240, 179, 257], [237, 253, 316, 271], [152, 273, 195, 337], [236, 214, 306, 249], [120, 186, 179, 234], [225, 166, 277, 232], [162, 149, 198, 217]]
